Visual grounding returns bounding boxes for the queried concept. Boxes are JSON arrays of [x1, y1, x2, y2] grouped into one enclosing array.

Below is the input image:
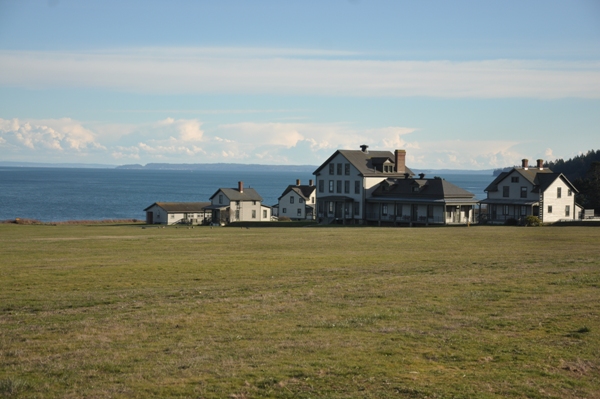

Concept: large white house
[[144, 202, 212, 225], [480, 159, 579, 224], [206, 181, 271, 224], [313, 145, 415, 224], [277, 179, 316, 220]]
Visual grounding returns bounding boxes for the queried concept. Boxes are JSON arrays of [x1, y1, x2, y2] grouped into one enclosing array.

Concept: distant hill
[[115, 163, 318, 173], [0, 161, 116, 169]]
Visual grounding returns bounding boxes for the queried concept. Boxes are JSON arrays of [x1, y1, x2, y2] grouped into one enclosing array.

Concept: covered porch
[[365, 198, 477, 226], [317, 196, 357, 225], [479, 199, 539, 224]]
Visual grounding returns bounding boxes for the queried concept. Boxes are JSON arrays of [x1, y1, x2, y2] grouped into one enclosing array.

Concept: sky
[[0, 0, 599, 169]]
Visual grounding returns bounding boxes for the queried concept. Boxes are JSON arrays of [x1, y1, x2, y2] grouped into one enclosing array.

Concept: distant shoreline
[[0, 161, 495, 175]]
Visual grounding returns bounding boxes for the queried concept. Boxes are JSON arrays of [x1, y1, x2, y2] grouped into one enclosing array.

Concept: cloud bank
[[1, 117, 535, 169], [1, 47, 599, 98]]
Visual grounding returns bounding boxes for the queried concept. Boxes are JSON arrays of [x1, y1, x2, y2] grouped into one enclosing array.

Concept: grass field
[[1, 224, 599, 398]]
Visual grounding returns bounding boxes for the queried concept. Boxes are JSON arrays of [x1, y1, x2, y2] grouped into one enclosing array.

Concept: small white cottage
[[144, 202, 212, 225]]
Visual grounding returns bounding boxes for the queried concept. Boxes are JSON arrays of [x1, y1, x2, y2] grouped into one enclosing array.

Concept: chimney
[[238, 181, 243, 193], [522, 159, 529, 170], [404, 173, 410, 179], [418, 173, 425, 179], [395, 149, 406, 173], [309, 179, 314, 186], [360, 144, 369, 153], [296, 179, 301, 186], [537, 159, 544, 170]]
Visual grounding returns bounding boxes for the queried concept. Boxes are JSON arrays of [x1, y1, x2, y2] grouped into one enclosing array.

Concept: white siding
[[542, 178, 576, 223], [487, 170, 536, 200]]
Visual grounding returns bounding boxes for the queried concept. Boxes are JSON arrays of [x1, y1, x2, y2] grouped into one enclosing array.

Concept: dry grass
[[1, 224, 599, 398]]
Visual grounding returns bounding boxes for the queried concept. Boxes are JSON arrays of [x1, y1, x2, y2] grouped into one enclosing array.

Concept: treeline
[[547, 150, 600, 211]]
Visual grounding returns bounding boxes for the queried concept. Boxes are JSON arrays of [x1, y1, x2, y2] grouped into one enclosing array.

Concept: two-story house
[[207, 181, 271, 224], [313, 145, 414, 224], [481, 159, 579, 224], [277, 179, 316, 220]]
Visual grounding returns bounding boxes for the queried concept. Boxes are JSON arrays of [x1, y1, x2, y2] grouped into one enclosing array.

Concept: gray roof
[[370, 177, 477, 202], [144, 202, 212, 212], [278, 185, 316, 201], [485, 167, 578, 194], [209, 187, 263, 202], [313, 149, 414, 177]]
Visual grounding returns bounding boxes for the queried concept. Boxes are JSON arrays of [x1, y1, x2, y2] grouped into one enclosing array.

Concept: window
[[219, 194, 223, 204], [290, 196, 294, 204], [297, 208, 302, 216], [503, 205, 509, 215], [354, 202, 360, 215], [520, 186, 527, 198], [282, 208, 287, 214], [235, 210, 240, 219], [337, 163, 342, 175], [503, 186, 509, 197], [568, 189, 572, 196], [336, 180, 342, 193], [253, 201, 257, 205], [382, 204, 388, 215], [328, 202, 334, 213], [252, 210, 256, 219], [412, 186, 419, 192], [565, 205, 570, 217], [548, 205, 553, 213], [344, 163, 350, 175], [520, 206, 527, 216], [329, 180, 334, 193], [355, 181, 360, 194], [344, 181, 350, 194], [557, 187, 562, 198], [329, 164, 334, 175], [511, 176, 519, 183], [311, 197, 314, 204], [319, 180, 324, 193], [427, 205, 433, 218], [299, 198, 304, 203], [345, 203, 350, 215], [170, 214, 174, 219], [263, 210, 267, 218]]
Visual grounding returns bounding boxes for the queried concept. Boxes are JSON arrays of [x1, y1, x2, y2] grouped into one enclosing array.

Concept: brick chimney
[[395, 149, 406, 173], [296, 179, 301, 186], [238, 181, 243, 193], [309, 179, 314, 186], [360, 144, 369, 153], [522, 159, 529, 170], [537, 159, 544, 170]]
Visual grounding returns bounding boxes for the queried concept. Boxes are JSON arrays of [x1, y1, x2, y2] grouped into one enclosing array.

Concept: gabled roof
[[278, 185, 316, 201], [144, 202, 211, 212], [313, 149, 414, 177], [372, 177, 476, 201], [485, 167, 578, 194], [209, 187, 263, 202]]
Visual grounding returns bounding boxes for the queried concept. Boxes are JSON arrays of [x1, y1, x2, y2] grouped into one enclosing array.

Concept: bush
[[505, 218, 519, 226], [525, 215, 542, 227], [278, 216, 292, 222]]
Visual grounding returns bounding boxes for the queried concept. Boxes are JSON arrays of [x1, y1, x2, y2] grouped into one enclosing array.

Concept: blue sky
[[1, 0, 599, 169]]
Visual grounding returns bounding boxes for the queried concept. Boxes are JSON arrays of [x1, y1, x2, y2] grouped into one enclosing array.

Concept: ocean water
[[0, 167, 491, 222]]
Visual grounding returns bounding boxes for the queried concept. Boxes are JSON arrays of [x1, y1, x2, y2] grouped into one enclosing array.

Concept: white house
[[313, 145, 414, 224], [206, 181, 271, 224], [143, 202, 212, 225], [277, 179, 316, 220], [366, 175, 478, 226], [480, 159, 579, 224]]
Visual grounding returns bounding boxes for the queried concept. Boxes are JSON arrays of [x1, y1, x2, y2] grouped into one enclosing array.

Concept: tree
[[575, 161, 600, 212]]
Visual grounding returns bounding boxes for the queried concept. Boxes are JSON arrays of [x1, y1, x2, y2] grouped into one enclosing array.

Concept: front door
[[146, 212, 153, 224]]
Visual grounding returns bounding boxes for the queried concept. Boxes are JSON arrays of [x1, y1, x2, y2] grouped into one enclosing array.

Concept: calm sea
[[0, 167, 492, 222]]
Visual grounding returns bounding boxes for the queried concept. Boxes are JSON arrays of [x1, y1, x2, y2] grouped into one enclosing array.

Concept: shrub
[[505, 218, 519, 226], [525, 215, 542, 227], [278, 216, 292, 222]]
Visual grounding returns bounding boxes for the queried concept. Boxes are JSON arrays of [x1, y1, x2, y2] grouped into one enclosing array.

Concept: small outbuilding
[[144, 202, 212, 225]]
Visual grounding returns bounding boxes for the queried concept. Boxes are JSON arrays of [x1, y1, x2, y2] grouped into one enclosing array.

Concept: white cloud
[[1, 48, 599, 98], [0, 118, 105, 153]]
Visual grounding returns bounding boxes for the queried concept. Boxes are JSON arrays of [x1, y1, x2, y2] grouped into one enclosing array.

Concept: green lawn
[[1, 224, 599, 398]]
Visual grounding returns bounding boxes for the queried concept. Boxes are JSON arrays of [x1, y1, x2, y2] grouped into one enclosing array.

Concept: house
[[366, 175, 478, 226], [144, 202, 212, 225], [480, 159, 579, 224], [277, 179, 317, 220], [313, 145, 415, 224], [206, 181, 271, 224]]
